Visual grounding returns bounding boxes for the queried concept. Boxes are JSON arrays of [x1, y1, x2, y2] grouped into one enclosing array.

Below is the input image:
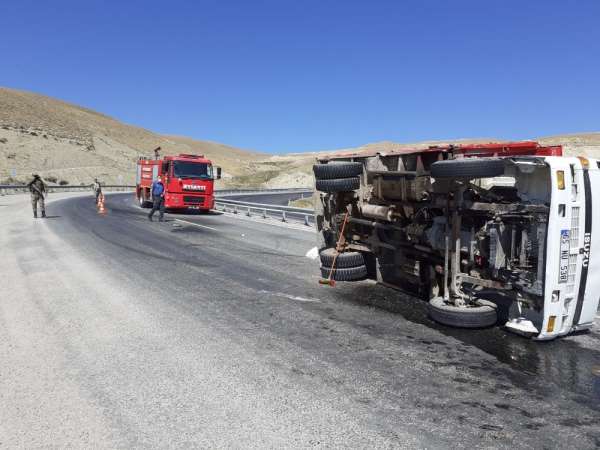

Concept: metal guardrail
[[215, 187, 312, 197], [215, 198, 315, 226], [0, 184, 135, 195], [0, 185, 311, 196]]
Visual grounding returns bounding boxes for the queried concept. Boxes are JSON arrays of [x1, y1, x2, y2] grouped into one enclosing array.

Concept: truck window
[[173, 162, 213, 179]]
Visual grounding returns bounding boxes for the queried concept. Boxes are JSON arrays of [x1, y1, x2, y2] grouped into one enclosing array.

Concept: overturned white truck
[[314, 142, 600, 340]]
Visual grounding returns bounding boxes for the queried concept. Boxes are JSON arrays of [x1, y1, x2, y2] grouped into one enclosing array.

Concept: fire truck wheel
[[138, 193, 151, 208], [313, 162, 363, 180], [320, 265, 368, 281], [430, 158, 505, 179], [319, 248, 365, 268], [427, 297, 498, 328], [315, 177, 360, 193]]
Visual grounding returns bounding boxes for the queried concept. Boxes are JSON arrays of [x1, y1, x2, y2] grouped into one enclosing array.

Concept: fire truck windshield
[[173, 162, 213, 179]]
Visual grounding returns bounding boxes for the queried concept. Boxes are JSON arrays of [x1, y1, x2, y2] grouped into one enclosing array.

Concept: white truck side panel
[[577, 161, 600, 327]]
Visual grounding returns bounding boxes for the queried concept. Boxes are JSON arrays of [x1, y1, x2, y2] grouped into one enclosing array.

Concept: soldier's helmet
[[32, 173, 39, 178]]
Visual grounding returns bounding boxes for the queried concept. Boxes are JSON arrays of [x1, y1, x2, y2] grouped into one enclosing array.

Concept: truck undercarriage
[[314, 142, 593, 337]]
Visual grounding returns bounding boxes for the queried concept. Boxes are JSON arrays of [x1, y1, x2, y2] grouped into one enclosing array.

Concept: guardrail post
[[281, 211, 286, 222], [246, 206, 251, 217], [304, 215, 310, 226], [263, 209, 267, 219], [234, 205, 238, 214]]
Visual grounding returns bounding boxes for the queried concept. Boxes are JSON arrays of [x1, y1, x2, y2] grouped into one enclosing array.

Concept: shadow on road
[[336, 282, 600, 411]]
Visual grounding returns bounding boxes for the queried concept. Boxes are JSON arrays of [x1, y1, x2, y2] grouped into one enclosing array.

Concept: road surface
[[1, 192, 599, 448]]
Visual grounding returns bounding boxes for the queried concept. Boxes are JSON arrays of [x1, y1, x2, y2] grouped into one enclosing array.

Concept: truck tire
[[319, 248, 365, 268], [313, 162, 362, 180], [320, 265, 368, 281], [430, 158, 505, 179], [427, 297, 497, 328], [138, 192, 151, 208], [315, 177, 360, 193]]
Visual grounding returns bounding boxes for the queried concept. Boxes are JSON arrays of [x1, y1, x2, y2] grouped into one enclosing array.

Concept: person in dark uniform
[[93, 178, 102, 204], [27, 174, 47, 218], [148, 176, 165, 222]]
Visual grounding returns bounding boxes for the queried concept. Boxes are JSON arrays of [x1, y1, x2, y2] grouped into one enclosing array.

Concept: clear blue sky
[[1, 0, 599, 153]]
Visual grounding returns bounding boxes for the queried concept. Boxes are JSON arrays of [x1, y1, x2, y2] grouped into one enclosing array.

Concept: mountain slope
[[0, 87, 264, 185], [1, 86, 599, 189]]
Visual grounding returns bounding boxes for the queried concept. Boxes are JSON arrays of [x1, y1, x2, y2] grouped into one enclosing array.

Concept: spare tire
[[319, 248, 365, 268], [316, 177, 360, 193], [320, 265, 367, 281], [430, 158, 505, 179], [313, 162, 362, 180], [428, 297, 497, 328]]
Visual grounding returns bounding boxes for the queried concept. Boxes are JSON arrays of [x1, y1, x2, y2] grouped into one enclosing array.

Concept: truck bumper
[[165, 193, 214, 210]]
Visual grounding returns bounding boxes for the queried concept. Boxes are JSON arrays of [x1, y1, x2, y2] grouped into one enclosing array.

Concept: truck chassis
[[314, 142, 600, 339]]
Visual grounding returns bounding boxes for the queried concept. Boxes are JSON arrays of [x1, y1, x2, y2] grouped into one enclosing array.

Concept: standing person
[[27, 174, 47, 218], [148, 175, 165, 222], [93, 178, 102, 204]]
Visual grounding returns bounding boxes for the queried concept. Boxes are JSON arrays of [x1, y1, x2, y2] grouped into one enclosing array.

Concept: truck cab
[[136, 153, 221, 212], [313, 142, 600, 340]]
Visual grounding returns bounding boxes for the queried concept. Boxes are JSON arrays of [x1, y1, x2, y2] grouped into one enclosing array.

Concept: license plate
[[558, 229, 570, 284], [188, 206, 200, 210]]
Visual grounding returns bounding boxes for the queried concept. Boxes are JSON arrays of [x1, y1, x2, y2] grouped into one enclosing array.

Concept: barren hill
[[2, 86, 599, 190], [0, 87, 265, 186]]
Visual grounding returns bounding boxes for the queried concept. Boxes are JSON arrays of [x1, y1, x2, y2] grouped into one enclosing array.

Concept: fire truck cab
[[313, 142, 600, 340], [136, 153, 221, 212]]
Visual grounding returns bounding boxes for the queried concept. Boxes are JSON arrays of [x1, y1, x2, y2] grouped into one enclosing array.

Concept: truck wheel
[[319, 248, 365, 268], [430, 158, 505, 179], [320, 265, 368, 281], [316, 177, 360, 193], [138, 193, 151, 208], [427, 297, 497, 328], [313, 162, 363, 180]]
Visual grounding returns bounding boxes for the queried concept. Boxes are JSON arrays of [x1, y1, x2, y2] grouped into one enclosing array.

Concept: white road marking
[[259, 290, 321, 303], [174, 218, 218, 231], [305, 246, 319, 260]]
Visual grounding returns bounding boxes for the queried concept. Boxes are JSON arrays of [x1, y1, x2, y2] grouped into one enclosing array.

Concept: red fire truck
[[136, 153, 221, 212]]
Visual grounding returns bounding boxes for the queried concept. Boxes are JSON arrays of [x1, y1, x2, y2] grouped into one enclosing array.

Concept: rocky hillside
[[1, 86, 598, 189], [538, 133, 600, 157], [258, 134, 600, 192], [0, 87, 267, 186]]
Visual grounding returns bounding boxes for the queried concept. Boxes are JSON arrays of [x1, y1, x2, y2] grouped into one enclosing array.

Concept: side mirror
[[216, 167, 222, 180]]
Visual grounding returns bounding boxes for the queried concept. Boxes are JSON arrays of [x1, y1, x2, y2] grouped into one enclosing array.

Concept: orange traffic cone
[[97, 193, 106, 214]]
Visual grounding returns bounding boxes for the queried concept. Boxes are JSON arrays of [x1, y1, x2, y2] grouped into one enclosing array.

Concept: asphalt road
[[1, 192, 600, 448]]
